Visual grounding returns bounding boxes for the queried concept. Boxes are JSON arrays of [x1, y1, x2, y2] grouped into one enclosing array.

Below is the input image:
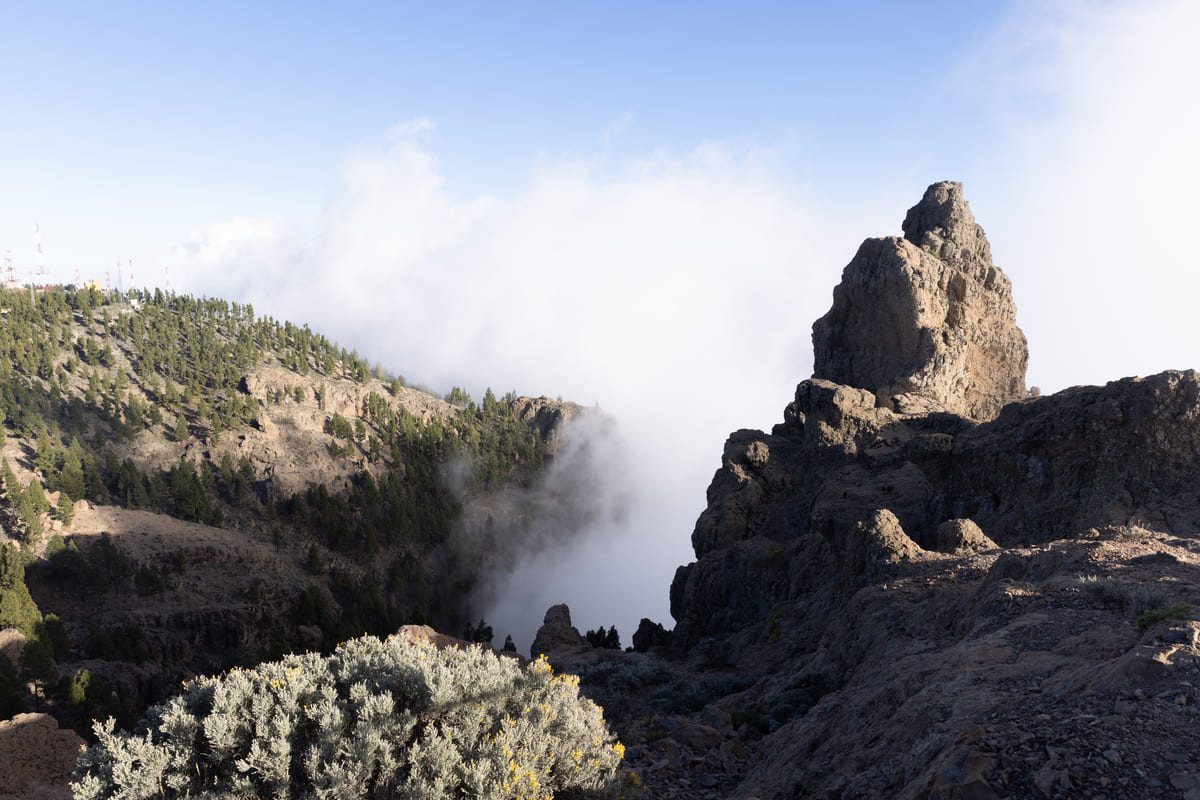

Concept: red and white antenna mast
[[32, 223, 48, 287], [75, 267, 80, 288], [2, 251, 12, 284], [129, 259, 135, 293], [105, 268, 110, 294], [164, 265, 170, 294]]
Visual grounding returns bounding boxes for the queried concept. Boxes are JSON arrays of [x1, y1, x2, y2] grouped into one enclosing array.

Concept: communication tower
[[32, 224, 48, 287]]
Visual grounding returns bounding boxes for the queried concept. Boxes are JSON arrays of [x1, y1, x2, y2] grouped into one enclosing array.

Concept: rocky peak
[[900, 180, 992, 271], [812, 180, 1028, 420]]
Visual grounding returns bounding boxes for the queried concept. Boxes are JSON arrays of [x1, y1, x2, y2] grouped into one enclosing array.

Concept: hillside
[[0, 287, 585, 741]]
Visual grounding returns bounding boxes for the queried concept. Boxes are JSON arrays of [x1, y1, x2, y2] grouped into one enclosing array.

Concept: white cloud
[[171, 127, 856, 644], [962, 0, 1200, 390], [176, 217, 283, 264]]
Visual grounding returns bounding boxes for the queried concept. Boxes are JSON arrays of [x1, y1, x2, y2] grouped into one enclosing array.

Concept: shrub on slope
[[73, 635, 630, 800]]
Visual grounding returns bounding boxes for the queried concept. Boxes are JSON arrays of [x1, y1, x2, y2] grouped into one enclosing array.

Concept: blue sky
[[5, 2, 1009, 257], [2, 1, 1197, 645]]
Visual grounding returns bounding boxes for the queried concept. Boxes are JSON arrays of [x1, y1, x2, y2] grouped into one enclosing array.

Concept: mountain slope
[[0, 286, 583, 733]]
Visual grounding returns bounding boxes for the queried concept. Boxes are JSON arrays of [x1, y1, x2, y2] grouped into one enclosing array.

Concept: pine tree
[[56, 491, 75, 525], [26, 479, 50, 514], [57, 440, 86, 501], [36, 430, 57, 474], [0, 543, 41, 637], [604, 626, 621, 650], [1, 458, 17, 500], [304, 544, 324, 575]]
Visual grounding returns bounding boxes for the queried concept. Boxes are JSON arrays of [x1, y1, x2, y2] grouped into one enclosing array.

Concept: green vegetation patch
[[1137, 603, 1192, 629], [74, 634, 632, 800]]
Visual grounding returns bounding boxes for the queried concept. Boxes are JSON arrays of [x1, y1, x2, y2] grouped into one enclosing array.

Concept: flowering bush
[[73, 634, 632, 799]]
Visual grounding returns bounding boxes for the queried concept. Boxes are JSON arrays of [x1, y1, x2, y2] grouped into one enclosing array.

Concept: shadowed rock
[[936, 518, 998, 553], [530, 603, 586, 658]]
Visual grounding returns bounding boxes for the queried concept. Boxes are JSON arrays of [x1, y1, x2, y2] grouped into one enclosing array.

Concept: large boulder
[[812, 181, 1028, 421], [0, 713, 84, 800], [936, 518, 998, 553], [835, 508, 923, 577]]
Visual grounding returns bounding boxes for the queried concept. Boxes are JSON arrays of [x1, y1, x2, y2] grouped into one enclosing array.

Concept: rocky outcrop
[[835, 508, 922, 577], [510, 397, 586, 456], [0, 713, 83, 800], [673, 362, 1200, 645], [651, 182, 1200, 799], [241, 367, 459, 425], [812, 181, 1027, 420], [936, 518, 997, 553], [530, 604, 586, 658], [673, 185, 1200, 646]]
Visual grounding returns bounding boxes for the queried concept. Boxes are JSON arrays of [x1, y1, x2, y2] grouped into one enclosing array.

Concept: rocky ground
[[529, 524, 1200, 800]]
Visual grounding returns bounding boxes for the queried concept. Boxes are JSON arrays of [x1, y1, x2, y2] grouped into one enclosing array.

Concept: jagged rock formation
[[812, 181, 1028, 420], [674, 179, 1200, 644], [644, 183, 1200, 799], [674, 368, 1200, 642]]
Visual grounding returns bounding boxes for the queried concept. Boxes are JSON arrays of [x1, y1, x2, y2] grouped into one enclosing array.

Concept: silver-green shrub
[[73, 634, 630, 800]]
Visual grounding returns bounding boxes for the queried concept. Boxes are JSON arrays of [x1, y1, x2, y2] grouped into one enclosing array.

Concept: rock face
[[812, 181, 1028, 420], [510, 396, 586, 457], [0, 713, 84, 800], [672, 364, 1200, 645]]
